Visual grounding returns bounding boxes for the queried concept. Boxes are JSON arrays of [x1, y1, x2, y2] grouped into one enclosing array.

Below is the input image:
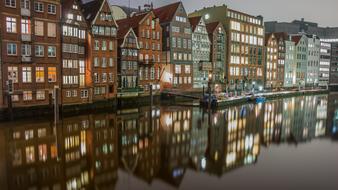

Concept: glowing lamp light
[[258, 86, 263, 91], [201, 157, 206, 169]]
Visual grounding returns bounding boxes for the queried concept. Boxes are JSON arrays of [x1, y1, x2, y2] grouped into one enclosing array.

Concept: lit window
[[47, 23, 56, 37], [48, 46, 56, 57], [36, 90, 45, 100], [22, 67, 32, 83], [6, 17, 17, 33], [23, 91, 33, 101], [36, 67, 44, 83], [67, 14, 74, 20], [21, 18, 31, 34], [35, 20, 44, 36], [38, 144, 47, 161], [48, 67, 57, 82], [26, 146, 35, 163]]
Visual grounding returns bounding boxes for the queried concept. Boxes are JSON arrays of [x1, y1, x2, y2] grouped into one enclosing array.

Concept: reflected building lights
[[0, 95, 335, 189]]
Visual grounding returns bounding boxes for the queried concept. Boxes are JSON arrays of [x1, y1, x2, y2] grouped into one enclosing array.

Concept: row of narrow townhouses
[[0, 1, 335, 110]]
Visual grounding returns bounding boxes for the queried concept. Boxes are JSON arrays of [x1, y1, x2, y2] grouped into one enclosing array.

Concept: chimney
[[138, 6, 141, 12]]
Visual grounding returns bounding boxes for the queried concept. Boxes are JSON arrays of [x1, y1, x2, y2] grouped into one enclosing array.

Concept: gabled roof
[[81, 0, 102, 23], [265, 33, 275, 46], [153, 2, 181, 24], [273, 32, 288, 41], [117, 27, 139, 48], [188, 16, 202, 32], [206, 22, 221, 34], [116, 12, 149, 36], [62, 0, 80, 18], [291, 35, 303, 45], [117, 26, 131, 39], [81, 0, 118, 27]]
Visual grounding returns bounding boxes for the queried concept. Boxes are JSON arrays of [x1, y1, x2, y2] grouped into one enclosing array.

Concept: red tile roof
[[273, 32, 288, 41], [81, 0, 103, 24], [206, 22, 221, 34], [188, 16, 202, 32], [153, 2, 181, 23], [291, 35, 303, 45], [62, 0, 78, 17], [265, 33, 273, 46], [116, 13, 148, 37], [117, 26, 131, 39]]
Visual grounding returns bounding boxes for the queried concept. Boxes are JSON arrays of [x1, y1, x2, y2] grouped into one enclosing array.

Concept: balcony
[[21, 8, 31, 16], [21, 34, 31, 42], [22, 56, 32, 62]]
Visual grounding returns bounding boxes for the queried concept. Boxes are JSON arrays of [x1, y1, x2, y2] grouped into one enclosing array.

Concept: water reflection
[[0, 94, 337, 189]]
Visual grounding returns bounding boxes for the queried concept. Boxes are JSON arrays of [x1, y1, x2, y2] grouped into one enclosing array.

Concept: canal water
[[0, 94, 337, 190]]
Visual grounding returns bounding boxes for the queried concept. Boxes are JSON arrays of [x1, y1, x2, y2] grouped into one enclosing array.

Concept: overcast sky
[[108, 0, 338, 27]]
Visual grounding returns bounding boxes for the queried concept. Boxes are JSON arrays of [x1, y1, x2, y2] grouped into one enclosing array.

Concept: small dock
[[201, 89, 328, 108]]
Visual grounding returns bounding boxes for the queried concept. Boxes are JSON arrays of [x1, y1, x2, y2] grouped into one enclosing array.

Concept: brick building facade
[[61, 0, 90, 105], [154, 2, 193, 90], [117, 11, 163, 94], [1, 0, 61, 107], [82, 0, 118, 101]]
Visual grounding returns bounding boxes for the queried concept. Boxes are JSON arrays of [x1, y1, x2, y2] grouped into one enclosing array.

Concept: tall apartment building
[[330, 43, 338, 90], [81, 0, 118, 101], [116, 11, 163, 94], [265, 33, 279, 88], [188, 16, 211, 89], [291, 34, 308, 87], [190, 5, 265, 91], [306, 34, 320, 86], [291, 34, 320, 87], [206, 22, 226, 91], [61, 0, 90, 104], [265, 32, 296, 88], [266, 19, 338, 89], [1, 0, 61, 107], [319, 42, 331, 87], [153, 2, 193, 90], [116, 27, 139, 97], [284, 38, 296, 87]]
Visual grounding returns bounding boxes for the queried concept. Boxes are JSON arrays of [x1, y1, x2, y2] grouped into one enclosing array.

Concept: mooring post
[[150, 84, 153, 107], [7, 94, 13, 121], [54, 86, 59, 125]]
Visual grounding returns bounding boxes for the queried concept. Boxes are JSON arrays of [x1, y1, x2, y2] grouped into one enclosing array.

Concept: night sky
[[105, 0, 338, 27]]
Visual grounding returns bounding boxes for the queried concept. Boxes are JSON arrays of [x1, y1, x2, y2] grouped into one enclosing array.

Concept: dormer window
[[73, 5, 78, 10], [67, 14, 73, 20], [77, 15, 82, 21], [100, 13, 106, 21]]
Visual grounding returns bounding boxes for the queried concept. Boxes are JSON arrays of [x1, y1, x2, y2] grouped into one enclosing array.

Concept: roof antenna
[[128, 0, 131, 18]]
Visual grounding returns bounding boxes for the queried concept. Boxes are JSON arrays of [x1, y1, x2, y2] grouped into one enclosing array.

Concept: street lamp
[[252, 81, 256, 94], [270, 81, 273, 91], [208, 72, 213, 110]]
